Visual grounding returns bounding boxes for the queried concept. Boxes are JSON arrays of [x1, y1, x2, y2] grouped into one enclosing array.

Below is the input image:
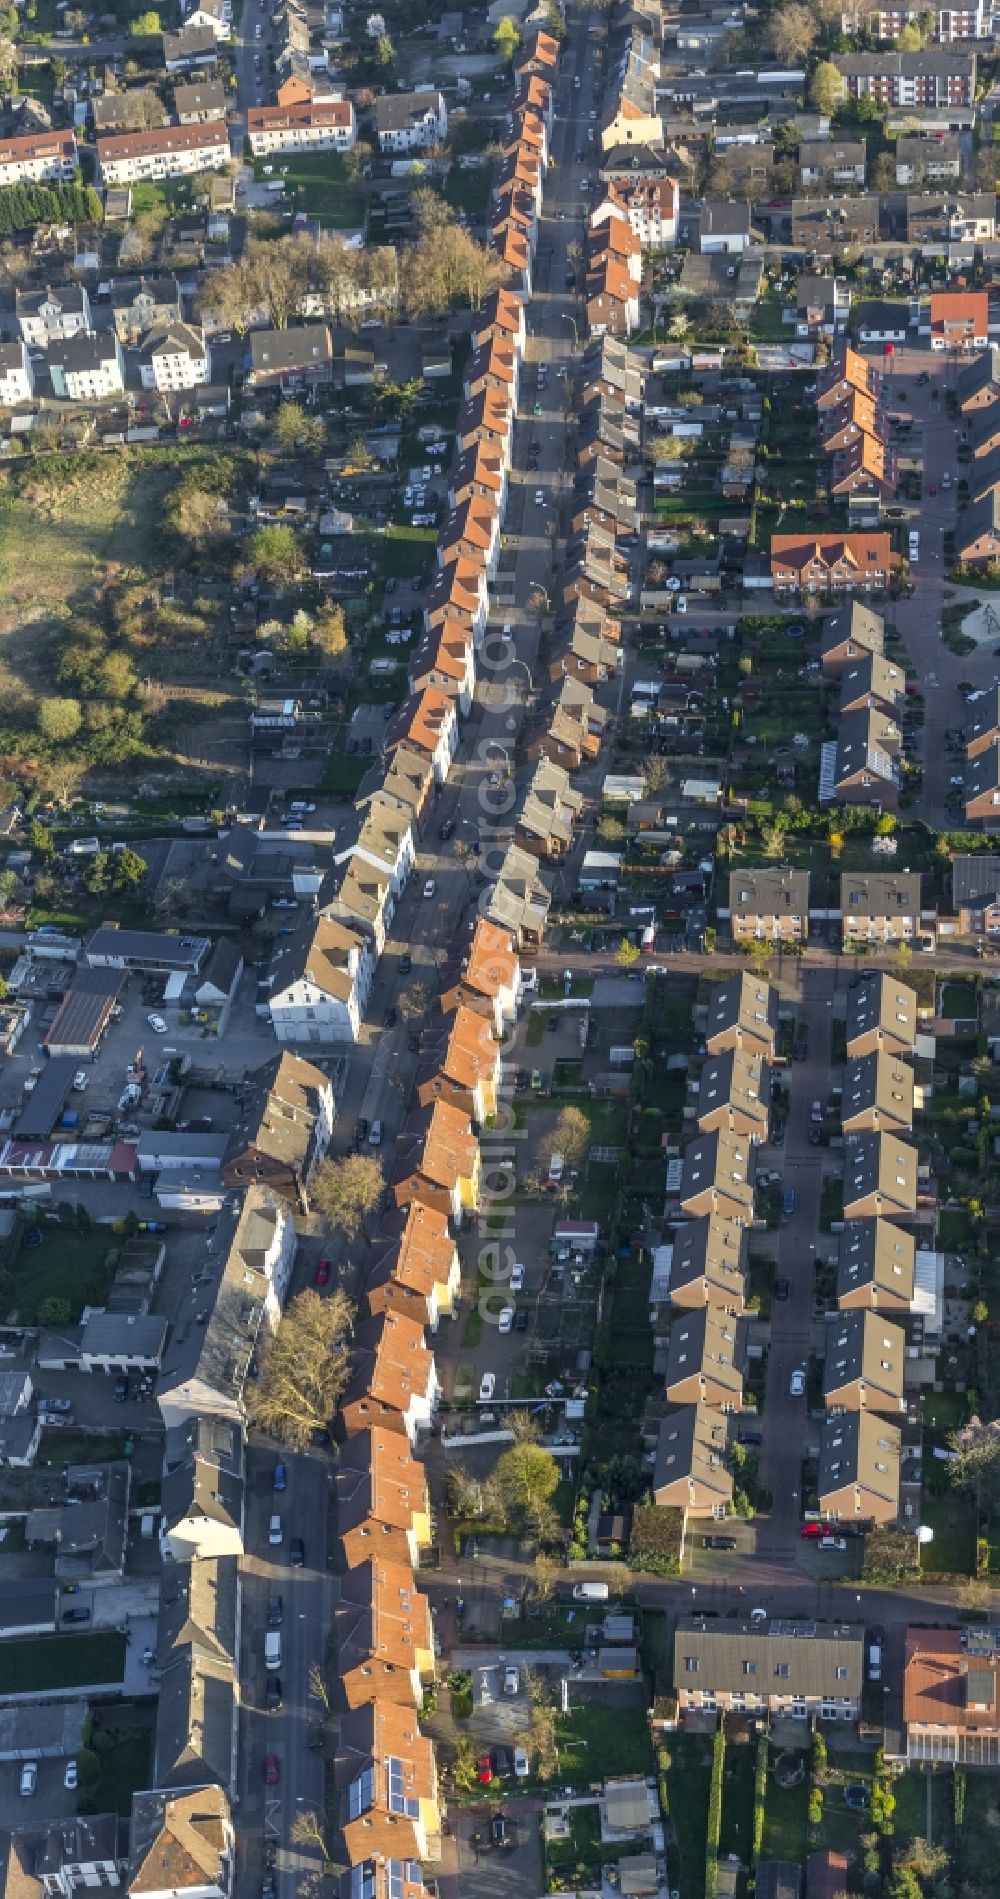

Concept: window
[[775, 1662, 790, 1678], [743, 1660, 757, 1677], [684, 1656, 700, 1673]]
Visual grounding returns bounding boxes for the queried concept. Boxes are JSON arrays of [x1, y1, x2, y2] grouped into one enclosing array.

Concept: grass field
[[0, 456, 171, 700], [252, 152, 364, 227], [665, 1734, 712, 1896], [0, 1633, 126, 1694], [0, 1228, 116, 1325], [556, 1700, 654, 1787], [83, 1720, 154, 1817], [762, 1748, 809, 1862]]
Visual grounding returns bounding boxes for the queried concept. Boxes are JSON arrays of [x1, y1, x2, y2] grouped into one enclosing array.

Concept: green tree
[[130, 7, 160, 29], [39, 1296, 71, 1326], [494, 12, 521, 58], [312, 602, 348, 659], [493, 1440, 559, 1538], [615, 938, 641, 967], [374, 31, 394, 66], [0, 871, 19, 911], [37, 697, 82, 743], [809, 59, 844, 115], [240, 524, 304, 582], [552, 1105, 591, 1172], [273, 401, 325, 455]]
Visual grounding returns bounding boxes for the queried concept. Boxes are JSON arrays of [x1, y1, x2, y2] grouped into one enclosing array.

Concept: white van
[[908, 530, 919, 558], [67, 836, 100, 856], [868, 1642, 882, 1681], [265, 1631, 282, 1671], [572, 1581, 609, 1601]]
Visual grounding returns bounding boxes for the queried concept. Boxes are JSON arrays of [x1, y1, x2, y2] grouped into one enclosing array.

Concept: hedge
[[704, 1725, 726, 1899], [752, 1734, 767, 1861]]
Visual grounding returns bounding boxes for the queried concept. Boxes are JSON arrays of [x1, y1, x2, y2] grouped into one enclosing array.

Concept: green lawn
[[918, 1487, 976, 1576], [321, 748, 372, 798], [892, 1767, 933, 1849], [719, 1737, 756, 1861], [0, 1634, 126, 1694], [762, 1749, 809, 1862], [941, 982, 978, 1020], [556, 1700, 654, 1788], [252, 152, 364, 227], [40, 1430, 131, 1470], [445, 162, 493, 216], [1, 1227, 117, 1325], [665, 1734, 712, 1896], [957, 1771, 1000, 1889], [366, 526, 438, 580]]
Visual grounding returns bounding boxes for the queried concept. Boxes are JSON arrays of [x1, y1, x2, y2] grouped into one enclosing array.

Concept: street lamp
[[561, 312, 579, 346]]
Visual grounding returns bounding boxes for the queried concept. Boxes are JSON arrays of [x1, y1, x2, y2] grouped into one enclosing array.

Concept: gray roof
[[13, 1055, 78, 1141], [249, 325, 332, 374], [729, 865, 809, 922], [16, 283, 88, 319], [665, 1305, 745, 1399], [956, 488, 1000, 557], [375, 88, 444, 132], [704, 972, 777, 1049], [840, 871, 921, 924], [3, 1818, 121, 1893], [47, 334, 119, 375], [0, 1698, 87, 1758], [669, 1215, 747, 1301], [674, 1615, 864, 1698], [0, 1580, 58, 1633], [952, 852, 1000, 907], [653, 1404, 733, 1502], [846, 972, 917, 1051], [85, 926, 210, 970], [158, 1555, 239, 1667], [156, 1186, 292, 1416], [822, 600, 885, 661], [965, 685, 1000, 747], [197, 936, 243, 996], [818, 1409, 902, 1508], [154, 1646, 235, 1791], [823, 1309, 906, 1403], [161, 1430, 243, 1542], [833, 48, 975, 77], [842, 1131, 918, 1214], [79, 1312, 168, 1361]]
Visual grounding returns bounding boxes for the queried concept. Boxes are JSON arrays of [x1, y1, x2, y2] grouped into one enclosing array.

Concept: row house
[[529, 675, 607, 773], [952, 851, 1000, 935], [664, 1305, 746, 1411], [955, 488, 1000, 570], [111, 274, 182, 343], [842, 1130, 918, 1221], [438, 498, 501, 584], [384, 689, 459, 788], [652, 1404, 734, 1517], [869, 1, 989, 36], [408, 621, 476, 718], [956, 347, 1000, 414], [221, 1049, 335, 1209], [964, 741, 1000, 827], [667, 1215, 748, 1314], [600, 176, 678, 250], [472, 285, 526, 359], [457, 385, 515, 471], [966, 688, 1000, 760], [335, 793, 415, 902], [846, 972, 918, 1059], [840, 871, 922, 946], [839, 652, 906, 720], [840, 1050, 914, 1136], [515, 758, 585, 861], [0, 342, 31, 407], [833, 708, 901, 810], [830, 432, 897, 504], [336, 1698, 440, 1863], [415, 1004, 501, 1127], [336, 1426, 433, 1571], [824, 1310, 907, 1415], [585, 201, 642, 338], [463, 337, 519, 412], [819, 385, 880, 456], [818, 1410, 902, 1526], [424, 558, 488, 651], [799, 140, 866, 188], [679, 1127, 757, 1226], [694, 1047, 771, 1145], [791, 197, 880, 251], [267, 911, 374, 1045], [796, 273, 851, 340], [96, 121, 231, 185], [449, 444, 507, 519], [771, 534, 894, 596], [727, 866, 809, 946], [247, 99, 356, 158], [362, 746, 434, 837], [341, 1311, 439, 1447], [907, 193, 996, 245], [368, 1201, 461, 1332], [330, 857, 396, 960], [965, 444, 1000, 504], [837, 1219, 916, 1312], [139, 322, 209, 394], [393, 1099, 480, 1224], [439, 917, 520, 1034], [673, 1615, 864, 1722], [821, 601, 887, 674], [704, 973, 778, 1060], [0, 129, 76, 186], [485, 842, 551, 953], [817, 345, 878, 411], [336, 1557, 435, 1711]]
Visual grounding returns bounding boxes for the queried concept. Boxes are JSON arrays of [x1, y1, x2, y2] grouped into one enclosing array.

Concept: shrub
[[752, 1734, 767, 1860], [704, 1726, 726, 1899]]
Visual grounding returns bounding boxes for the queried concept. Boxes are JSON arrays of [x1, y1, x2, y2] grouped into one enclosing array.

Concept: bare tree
[[308, 1662, 331, 1712], [311, 1154, 384, 1240], [553, 1105, 591, 1172], [246, 1287, 354, 1449]]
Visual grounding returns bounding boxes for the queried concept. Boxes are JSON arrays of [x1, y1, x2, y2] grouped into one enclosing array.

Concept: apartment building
[[96, 121, 231, 185], [0, 129, 76, 186], [247, 99, 356, 157], [673, 1616, 864, 1720]]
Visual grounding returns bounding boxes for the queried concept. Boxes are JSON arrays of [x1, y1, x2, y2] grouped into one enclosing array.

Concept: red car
[[477, 1753, 493, 1784], [928, 482, 937, 496], [314, 1258, 331, 1287], [800, 1523, 833, 1540], [264, 1755, 280, 1785]]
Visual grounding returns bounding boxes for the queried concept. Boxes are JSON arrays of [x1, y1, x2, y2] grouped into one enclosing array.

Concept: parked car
[[514, 1746, 529, 1778], [62, 1607, 91, 1624], [782, 1188, 796, 1218], [422, 879, 436, 899], [702, 1535, 737, 1551], [113, 1378, 128, 1403], [268, 1515, 283, 1546], [267, 1593, 283, 1628], [843, 1783, 870, 1811], [775, 1277, 790, 1302], [789, 1369, 806, 1398], [399, 954, 412, 975], [800, 1523, 833, 1540], [19, 1763, 36, 1796], [264, 1756, 280, 1785], [64, 1761, 78, 1790], [476, 1752, 492, 1784], [491, 1813, 512, 1848], [266, 1677, 283, 1712], [314, 1258, 331, 1287], [272, 1463, 287, 1492], [290, 1537, 304, 1568], [492, 1745, 514, 1779], [819, 1535, 847, 1552], [503, 1664, 519, 1696], [146, 1013, 168, 1034]]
